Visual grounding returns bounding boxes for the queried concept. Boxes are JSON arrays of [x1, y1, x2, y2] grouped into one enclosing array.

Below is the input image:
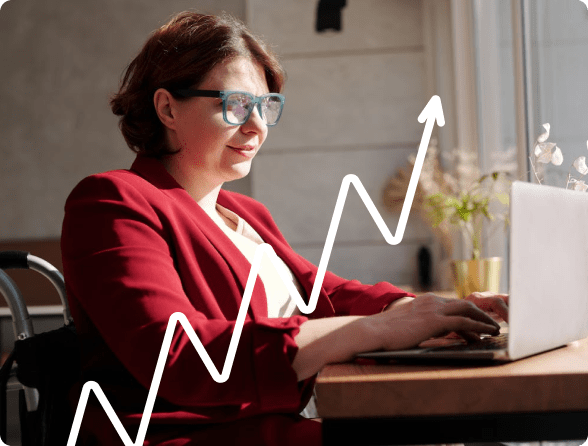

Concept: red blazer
[[61, 155, 412, 445]]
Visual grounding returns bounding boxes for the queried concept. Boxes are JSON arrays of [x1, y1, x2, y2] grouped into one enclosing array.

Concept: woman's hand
[[464, 291, 509, 322], [293, 293, 505, 380], [365, 293, 501, 351]]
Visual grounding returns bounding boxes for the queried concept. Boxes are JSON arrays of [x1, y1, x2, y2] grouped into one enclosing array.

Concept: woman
[[61, 11, 507, 446]]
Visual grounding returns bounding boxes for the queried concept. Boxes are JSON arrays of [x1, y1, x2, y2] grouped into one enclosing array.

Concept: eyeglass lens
[[225, 93, 282, 125]]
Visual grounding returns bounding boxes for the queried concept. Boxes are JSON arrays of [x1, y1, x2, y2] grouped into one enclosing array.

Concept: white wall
[[0, 0, 247, 240], [247, 0, 435, 286]]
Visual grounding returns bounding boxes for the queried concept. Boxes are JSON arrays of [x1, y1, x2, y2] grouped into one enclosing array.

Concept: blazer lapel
[[218, 191, 336, 319], [130, 156, 269, 320]]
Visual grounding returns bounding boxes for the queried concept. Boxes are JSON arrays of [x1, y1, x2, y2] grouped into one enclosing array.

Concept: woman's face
[[164, 57, 270, 188]]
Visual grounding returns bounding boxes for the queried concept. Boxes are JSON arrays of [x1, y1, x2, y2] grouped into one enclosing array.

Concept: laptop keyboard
[[427, 333, 508, 352]]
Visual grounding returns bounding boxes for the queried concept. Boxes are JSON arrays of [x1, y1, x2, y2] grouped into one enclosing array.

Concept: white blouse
[[215, 205, 318, 419], [216, 205, 304, 318]]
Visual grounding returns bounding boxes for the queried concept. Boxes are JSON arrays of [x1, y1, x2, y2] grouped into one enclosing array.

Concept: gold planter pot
[[450, 257, 502, 299]]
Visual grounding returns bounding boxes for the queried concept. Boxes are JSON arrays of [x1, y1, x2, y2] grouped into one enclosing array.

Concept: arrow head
[[418, 95, 445, 127]]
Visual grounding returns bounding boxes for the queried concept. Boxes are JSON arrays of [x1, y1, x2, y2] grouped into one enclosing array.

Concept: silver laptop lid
[[509, 181, 588, 360]]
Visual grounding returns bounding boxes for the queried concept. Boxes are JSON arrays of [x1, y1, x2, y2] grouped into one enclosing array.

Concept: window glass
[[527, 0, 588, 186]]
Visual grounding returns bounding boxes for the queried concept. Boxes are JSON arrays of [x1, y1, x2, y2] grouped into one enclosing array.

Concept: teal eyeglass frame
[[171, 89, 285, 126]]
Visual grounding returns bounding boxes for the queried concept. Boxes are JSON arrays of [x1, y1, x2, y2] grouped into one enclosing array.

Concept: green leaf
[[444, 196, 459, 206], [456, 205, 472, 222], [495, 192, 510, 206]]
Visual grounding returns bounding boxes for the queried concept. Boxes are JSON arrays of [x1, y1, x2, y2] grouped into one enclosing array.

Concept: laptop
[[357, 181, 588, 362]]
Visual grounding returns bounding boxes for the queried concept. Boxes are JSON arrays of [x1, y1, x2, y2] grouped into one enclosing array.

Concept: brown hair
[[110, 12, 285, 158]]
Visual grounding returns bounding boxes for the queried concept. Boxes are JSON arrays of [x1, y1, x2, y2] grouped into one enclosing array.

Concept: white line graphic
[[3, 96, 444, 446]]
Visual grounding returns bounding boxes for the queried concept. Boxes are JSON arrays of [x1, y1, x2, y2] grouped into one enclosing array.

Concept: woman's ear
[[153, 88, 177, 130]]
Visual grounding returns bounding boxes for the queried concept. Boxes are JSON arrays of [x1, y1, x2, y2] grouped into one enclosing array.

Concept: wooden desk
[[316, 337, 588, 445]]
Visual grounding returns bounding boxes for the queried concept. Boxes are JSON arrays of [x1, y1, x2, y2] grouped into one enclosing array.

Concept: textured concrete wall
[[247, 0, 433, 286], [0, 0, 246, 240]]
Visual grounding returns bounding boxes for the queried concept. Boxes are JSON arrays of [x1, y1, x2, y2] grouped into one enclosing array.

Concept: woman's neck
[[161, 156, 222, 216]]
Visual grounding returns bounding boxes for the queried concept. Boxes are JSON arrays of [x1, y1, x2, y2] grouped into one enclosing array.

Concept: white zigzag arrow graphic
[[4, 96, 445, 446]]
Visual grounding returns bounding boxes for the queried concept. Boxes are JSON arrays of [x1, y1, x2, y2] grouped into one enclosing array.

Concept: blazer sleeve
[[61, 174, 307, 414], [318, 265, 415, 316]]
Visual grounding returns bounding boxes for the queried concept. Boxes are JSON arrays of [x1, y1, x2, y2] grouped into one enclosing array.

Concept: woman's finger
[[444, 315, 500, 336], [465, 293, 509, 322], [454, 330, 481, 343], [443, 299, 502, 329]]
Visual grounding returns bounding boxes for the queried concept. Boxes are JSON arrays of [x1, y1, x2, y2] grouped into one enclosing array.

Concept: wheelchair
[[0, 251, 79, 446]]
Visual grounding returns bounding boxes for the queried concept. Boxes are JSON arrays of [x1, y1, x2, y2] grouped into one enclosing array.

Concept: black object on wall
[[316, 0, 347, 32], [417, 246, 432, 290]]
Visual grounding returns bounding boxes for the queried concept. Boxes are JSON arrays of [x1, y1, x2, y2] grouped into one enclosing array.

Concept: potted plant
[[423, 122, 588, 298], [382, 141, 512, 296], [424, 170, 510, 298], [384, 124, 587, 297]]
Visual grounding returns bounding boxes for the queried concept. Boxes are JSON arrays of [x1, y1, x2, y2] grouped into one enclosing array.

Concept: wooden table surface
[[316, 337, 588, 444], [316, 337, 588, 418]]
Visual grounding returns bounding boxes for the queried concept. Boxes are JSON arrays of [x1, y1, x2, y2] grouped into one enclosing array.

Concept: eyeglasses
[[171, 89, 285, 126]]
